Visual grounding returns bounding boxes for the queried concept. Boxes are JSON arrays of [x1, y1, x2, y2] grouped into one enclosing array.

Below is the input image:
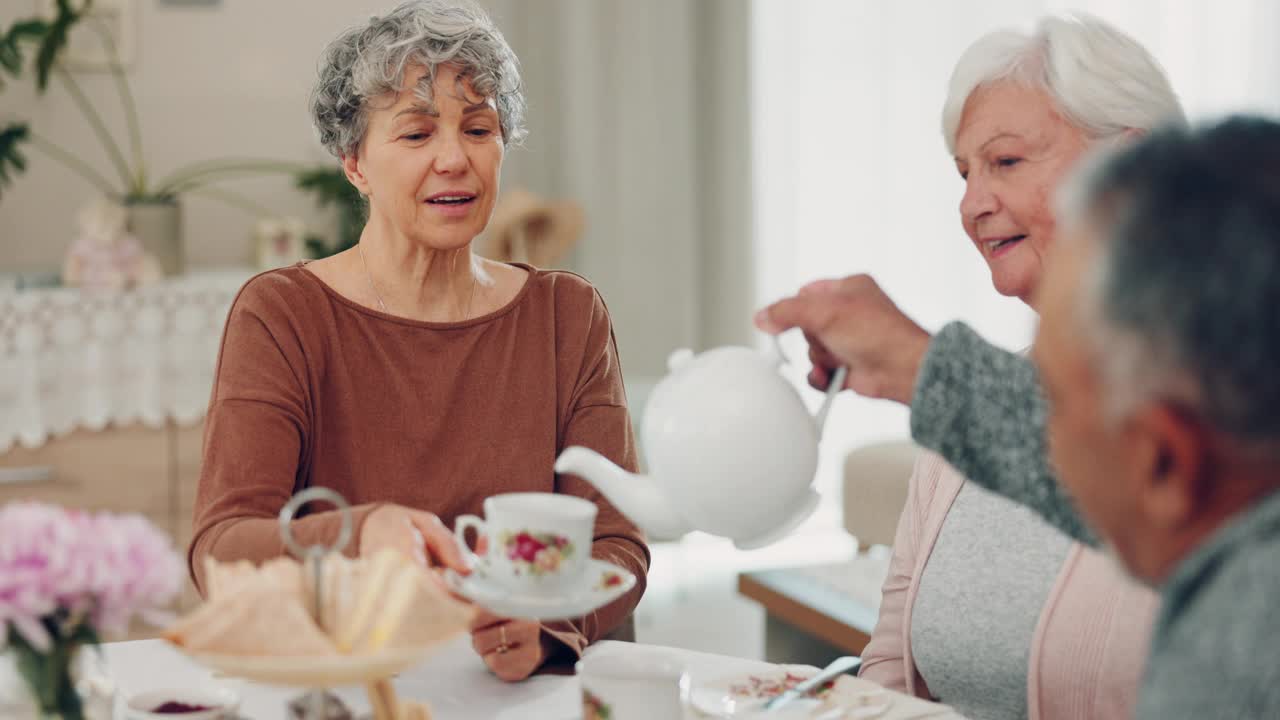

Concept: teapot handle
[[765, 331, 846, 436], [764, 333, 790, 368], [814, 365, 848, 436]]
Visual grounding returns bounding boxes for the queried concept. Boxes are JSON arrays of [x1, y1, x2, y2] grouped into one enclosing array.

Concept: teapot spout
[[554, 446, 691, 540]]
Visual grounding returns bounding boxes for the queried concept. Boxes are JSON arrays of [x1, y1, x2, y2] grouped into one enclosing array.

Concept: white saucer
[[691, 665, 865, 719], [445, 558, 636, 621]]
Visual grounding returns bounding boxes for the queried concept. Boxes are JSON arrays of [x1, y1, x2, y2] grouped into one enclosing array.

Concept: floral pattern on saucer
[[595, 571, 625, 591], [692, 666, 850, 719], [727, 670, 835, 701], [501, 530, 574, 576], [583, 688, 612, 719]]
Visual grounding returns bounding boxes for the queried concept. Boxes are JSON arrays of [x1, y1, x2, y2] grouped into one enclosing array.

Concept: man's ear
[[342, 151, 371, 197], [1128, 402, 1208, 530]]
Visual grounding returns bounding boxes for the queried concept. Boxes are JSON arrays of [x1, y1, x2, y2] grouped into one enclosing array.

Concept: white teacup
[[454, 492, 596, 596], [578, 646, 690, 720]]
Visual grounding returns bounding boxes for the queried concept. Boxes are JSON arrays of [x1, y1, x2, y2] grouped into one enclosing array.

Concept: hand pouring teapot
[[554, 338, 847, 550]]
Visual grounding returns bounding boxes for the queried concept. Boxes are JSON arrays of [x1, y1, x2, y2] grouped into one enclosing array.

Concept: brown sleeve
[[187, 277, 381, 595], [541, 288, 650, 660]]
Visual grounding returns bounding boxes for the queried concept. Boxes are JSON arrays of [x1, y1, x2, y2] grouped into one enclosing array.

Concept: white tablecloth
[[103, 636, 761, 720], [102, 636, 960, 720], [0, 269, 255, 453]]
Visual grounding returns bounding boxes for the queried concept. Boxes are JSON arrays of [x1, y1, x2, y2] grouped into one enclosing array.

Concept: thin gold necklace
[[357, 242, 478, 319]]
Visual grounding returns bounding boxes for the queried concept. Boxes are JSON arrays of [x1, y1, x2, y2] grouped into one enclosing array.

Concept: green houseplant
[[295, 166, 365, 259], [0, 0, 308, 274]]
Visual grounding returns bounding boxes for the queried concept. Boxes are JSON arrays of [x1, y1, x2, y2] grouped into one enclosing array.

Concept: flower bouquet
[[0, 502, 182, 719]]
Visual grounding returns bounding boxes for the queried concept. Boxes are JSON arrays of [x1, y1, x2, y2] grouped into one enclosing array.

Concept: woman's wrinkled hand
[[755, 274, 932, 405]]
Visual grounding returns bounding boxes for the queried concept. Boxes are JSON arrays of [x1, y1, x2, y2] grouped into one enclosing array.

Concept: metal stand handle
[[278, 487, 353, 719]]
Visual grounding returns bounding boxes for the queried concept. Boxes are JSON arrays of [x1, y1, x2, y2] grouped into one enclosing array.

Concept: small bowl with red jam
[[125, 688, 239, 720]]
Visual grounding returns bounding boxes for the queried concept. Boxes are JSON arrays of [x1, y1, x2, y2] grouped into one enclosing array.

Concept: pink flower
[[0, 503, 84, 650], [78, 512, 183, 636], [0, 502, 182, 651], [509, 533, 546, 563]]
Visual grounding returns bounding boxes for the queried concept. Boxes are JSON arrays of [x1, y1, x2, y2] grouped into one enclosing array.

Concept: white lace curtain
[[752, 0, 1280, 512], [0, 270, 253, 452]]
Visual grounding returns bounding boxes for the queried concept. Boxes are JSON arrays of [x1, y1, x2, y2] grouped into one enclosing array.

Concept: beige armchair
[[841, 440, 919, 548]]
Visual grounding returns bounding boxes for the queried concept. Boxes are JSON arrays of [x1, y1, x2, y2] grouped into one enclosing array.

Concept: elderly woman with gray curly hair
[[188, 0, 648, 682]]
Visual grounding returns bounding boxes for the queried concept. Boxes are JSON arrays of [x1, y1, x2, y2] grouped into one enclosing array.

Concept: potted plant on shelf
[[0, 0, 307, 275]]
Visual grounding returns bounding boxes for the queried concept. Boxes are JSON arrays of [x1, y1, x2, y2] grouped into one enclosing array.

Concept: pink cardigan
[[858, 451, 1158, 720]]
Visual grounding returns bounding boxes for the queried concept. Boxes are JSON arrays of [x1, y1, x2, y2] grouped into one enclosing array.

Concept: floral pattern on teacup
[[583, 689, 612, 720], [501, 530, 574, 576]]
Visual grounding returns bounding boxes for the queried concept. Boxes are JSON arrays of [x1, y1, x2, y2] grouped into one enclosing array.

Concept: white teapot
[[554, 340, 845, 549]]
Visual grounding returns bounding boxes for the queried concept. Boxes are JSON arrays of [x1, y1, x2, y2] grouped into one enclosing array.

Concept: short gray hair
[[310, 0, 527, 158], [942, 13, 1185, 155], [1059, 116, 1280, 452]]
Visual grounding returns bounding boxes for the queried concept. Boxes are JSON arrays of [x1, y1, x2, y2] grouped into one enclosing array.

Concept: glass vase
[[1, 639, 113, 720]]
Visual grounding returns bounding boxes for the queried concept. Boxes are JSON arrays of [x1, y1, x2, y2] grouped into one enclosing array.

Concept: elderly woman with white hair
[[189, 0, 648, 683], [846, 15, 1185, 720]]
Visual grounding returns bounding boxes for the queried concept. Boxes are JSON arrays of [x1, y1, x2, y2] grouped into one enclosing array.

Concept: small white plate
[[445, 558, 636, 621], [124, 687, 239, 720], [691, 665, 880, 719]]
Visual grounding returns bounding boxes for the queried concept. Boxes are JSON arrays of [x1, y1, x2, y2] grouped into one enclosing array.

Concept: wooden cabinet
[[737, 559, 885, 666], [174, 423, 206, 613], [173, 422, 205, 551], [0, 425, 172, 529], [0, 421, 207, 637]]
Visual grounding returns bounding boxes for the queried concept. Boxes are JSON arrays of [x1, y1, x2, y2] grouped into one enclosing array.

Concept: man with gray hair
[[757, 116, 1280, 717], [1031, 116, 1280, 717]]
